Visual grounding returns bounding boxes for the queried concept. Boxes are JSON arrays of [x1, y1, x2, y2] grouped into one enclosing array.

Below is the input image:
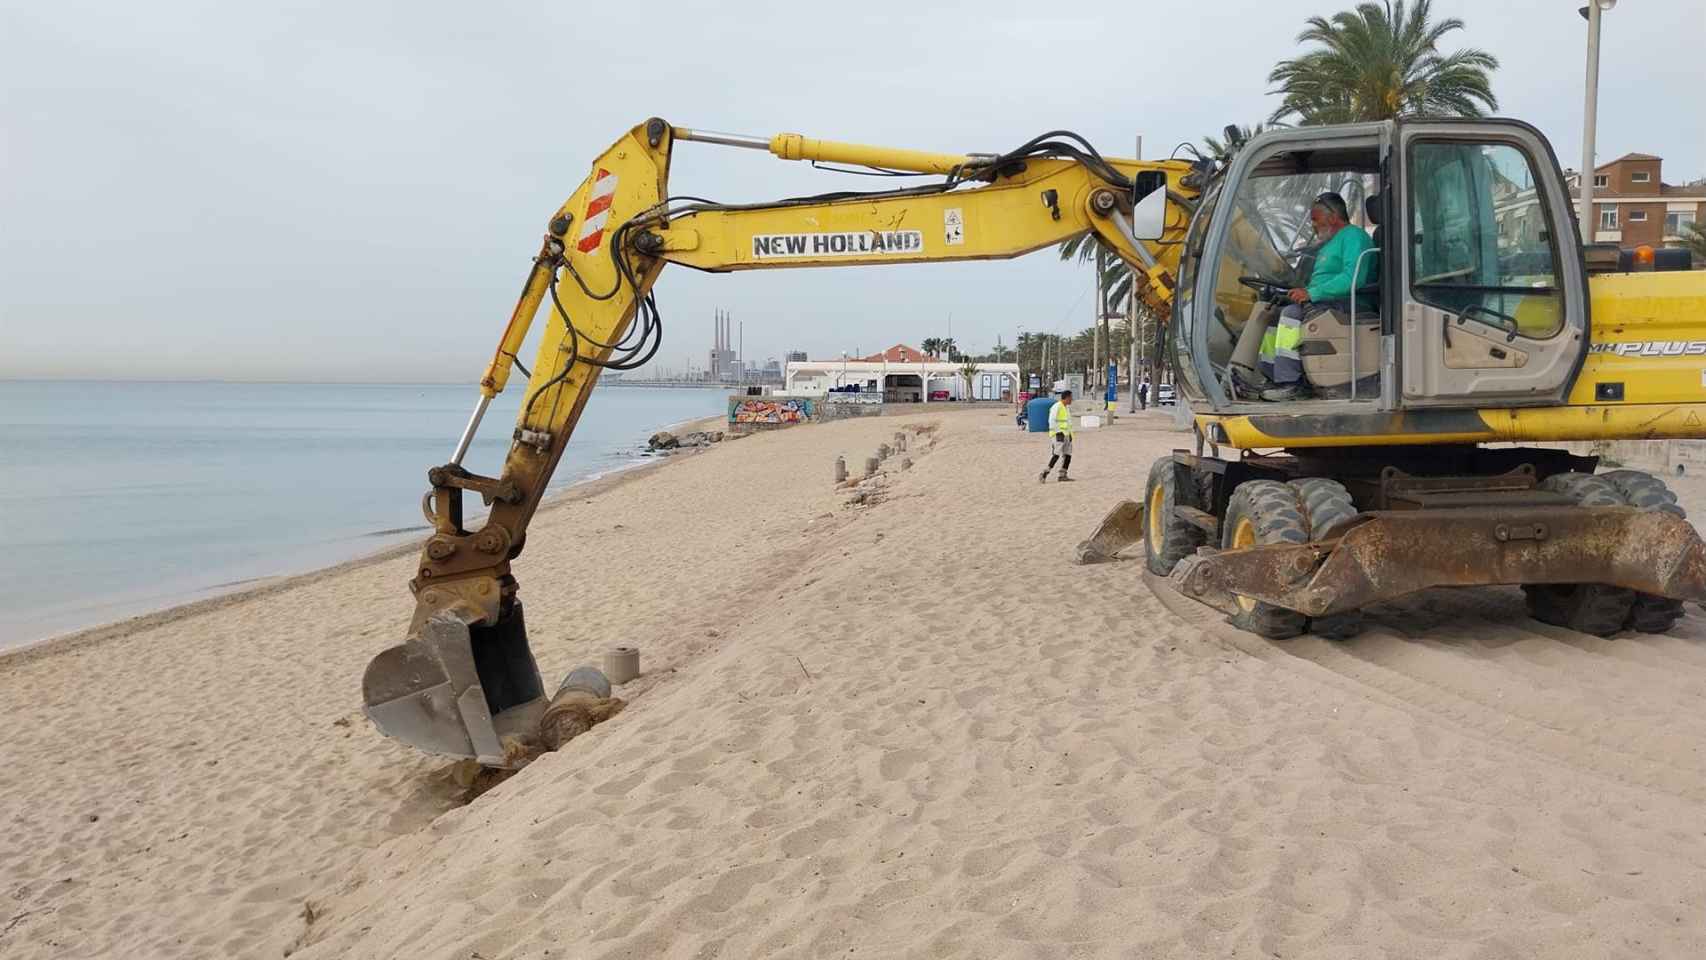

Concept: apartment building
[[1567, 153, 1703, 247]]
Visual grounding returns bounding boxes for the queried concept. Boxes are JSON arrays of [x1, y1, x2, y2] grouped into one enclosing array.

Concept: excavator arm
[[362, 118, 1204, 765]]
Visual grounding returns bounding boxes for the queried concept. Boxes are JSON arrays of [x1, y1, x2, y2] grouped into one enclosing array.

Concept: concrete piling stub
[[833, 456, 848, 483], [894, 432, 907, 452], [865, 456, 880, 477], [878, 443, 891, 460], [603, 647, 640, 685]]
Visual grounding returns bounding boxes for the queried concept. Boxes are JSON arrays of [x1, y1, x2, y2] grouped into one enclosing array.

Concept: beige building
[[1566, 152, 1703, 248], [783, 343, 1020, 403]]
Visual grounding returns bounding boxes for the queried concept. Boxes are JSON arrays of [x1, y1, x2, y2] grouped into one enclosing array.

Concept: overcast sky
[[3, 0, 1702, 382]]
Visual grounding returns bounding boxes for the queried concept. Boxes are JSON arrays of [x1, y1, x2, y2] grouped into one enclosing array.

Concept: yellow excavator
[[363, 117, 1706, 766]]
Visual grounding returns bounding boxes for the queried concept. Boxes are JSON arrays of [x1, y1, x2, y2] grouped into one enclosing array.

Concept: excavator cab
[[1172, 119, 1589, 425], [1144, 117, 1706, 642]]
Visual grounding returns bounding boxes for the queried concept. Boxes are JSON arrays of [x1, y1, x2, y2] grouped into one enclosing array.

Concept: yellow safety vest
[[1050, 401, 1073, 438]]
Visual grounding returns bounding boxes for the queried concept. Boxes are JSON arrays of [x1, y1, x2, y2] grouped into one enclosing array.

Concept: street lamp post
[[1578, 0, 1617, 241]]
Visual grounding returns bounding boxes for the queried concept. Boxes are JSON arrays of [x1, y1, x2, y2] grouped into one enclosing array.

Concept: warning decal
[[577, 168, 617, 253], [751, 230, 924, 259], [944, 208, 964, 246]]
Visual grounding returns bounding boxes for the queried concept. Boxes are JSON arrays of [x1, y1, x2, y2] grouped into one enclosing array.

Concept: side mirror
[[1130, 170, 1168, 241]]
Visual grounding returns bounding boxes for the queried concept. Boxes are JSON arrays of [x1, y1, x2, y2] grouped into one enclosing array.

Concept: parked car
[[928, 390, 951, 401], [1156, 383, 1176, 406]]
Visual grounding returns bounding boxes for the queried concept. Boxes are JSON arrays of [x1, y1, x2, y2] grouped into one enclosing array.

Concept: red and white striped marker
[[576, 168, 618, 253]]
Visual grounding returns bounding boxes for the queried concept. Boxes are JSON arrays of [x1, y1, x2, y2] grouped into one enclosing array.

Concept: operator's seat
[[1297, 192, 1383, 398]]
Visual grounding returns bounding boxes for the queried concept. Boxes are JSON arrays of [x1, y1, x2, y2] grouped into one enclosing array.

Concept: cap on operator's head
[[1313, 191, 1351, 223]]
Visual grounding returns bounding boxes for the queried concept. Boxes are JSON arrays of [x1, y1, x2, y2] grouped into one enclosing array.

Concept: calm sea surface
[[0, 381, 730, 649]]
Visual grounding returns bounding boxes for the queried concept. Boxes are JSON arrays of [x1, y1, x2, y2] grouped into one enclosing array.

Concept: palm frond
[[1267, 0, 1498, 125]]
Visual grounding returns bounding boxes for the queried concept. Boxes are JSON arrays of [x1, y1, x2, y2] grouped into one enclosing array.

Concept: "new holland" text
[[751, 231, 924, 259]]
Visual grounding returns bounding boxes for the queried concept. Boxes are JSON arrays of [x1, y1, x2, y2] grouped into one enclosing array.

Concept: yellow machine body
[[362, 116, 1706, 766]]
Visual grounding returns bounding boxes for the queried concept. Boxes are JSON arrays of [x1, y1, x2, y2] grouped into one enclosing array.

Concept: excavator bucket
[[361, 602, 547, 767], [1075, 499, 1146, 564]]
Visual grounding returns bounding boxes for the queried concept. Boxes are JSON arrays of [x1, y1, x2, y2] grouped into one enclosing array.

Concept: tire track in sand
[[1145, 572, 1706, 807]]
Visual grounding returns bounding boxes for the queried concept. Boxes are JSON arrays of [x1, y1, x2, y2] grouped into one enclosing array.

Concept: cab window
[[1200, 153, 1378, 380], [1171, 179, 1221, 400], [1407, 141, 1563, 338]]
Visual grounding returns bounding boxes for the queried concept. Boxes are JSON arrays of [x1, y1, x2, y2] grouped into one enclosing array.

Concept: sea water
[[0, 381, 730, 649]]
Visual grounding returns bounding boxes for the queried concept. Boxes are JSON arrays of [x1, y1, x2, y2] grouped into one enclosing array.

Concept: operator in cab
[[1258, 191, 1373, 401]]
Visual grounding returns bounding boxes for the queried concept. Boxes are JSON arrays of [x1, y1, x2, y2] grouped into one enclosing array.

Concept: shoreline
[[0, 413, 726, 666]]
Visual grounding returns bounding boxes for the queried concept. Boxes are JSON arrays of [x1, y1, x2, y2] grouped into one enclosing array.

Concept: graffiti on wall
[[822, 393, 882, 405], [729, 397, 814, 425]]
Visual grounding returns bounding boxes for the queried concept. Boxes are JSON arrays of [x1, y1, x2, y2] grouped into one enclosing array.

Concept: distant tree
[[921, 337, 943, 358], [1682, 222, 1706, 266], [1057, 235, 1131, 313], [1268, 0, 1499, 126], [1015, 331, 1041, 381], [1201, 123, 1270, 164], [958, 360, 980, 400], [941, 337, 959, 361]]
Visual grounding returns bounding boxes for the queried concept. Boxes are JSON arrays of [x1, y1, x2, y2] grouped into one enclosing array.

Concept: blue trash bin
[[1025, 396, 1055, 432]]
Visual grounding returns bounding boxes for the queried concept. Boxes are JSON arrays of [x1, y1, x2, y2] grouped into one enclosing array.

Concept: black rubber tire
[[1289, 477, 1364, 640], [1143, 457, 1204, 576], [1222, 480, 1310, 639], [1600, 470, 1687, 633], [1523, 473, 1634, 636]]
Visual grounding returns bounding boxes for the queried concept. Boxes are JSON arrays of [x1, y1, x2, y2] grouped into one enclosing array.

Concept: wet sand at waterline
[[5, 406, 1706, 958]]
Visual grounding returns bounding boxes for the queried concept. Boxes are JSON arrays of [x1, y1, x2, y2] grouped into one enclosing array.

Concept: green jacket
[[1306, 224, 1375, 303]]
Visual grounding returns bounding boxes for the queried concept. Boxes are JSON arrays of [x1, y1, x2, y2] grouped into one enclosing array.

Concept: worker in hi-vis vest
[[1040, 389, 1075, 483]]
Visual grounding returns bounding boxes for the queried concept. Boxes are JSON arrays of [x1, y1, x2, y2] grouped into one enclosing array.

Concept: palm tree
[[1056, 235, 1132, 313], [921, 337, 942, 358], [941, 337, 959, 361], [958, 360, 980, 400], [1201, 123, 1269, 164], [1268, 0, 1499, 126], [1681, 222, 1706, 266]]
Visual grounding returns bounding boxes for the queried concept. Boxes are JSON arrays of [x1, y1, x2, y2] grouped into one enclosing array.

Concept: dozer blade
[[1170, 505, 1706, 619], [362, 601, 547, 767]]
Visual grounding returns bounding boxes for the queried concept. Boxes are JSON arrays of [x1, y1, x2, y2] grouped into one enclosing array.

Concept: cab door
[[1395, 121, 1588, 407]]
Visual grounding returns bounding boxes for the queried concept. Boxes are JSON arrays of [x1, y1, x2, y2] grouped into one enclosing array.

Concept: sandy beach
[[5, 406, 1706, 959]]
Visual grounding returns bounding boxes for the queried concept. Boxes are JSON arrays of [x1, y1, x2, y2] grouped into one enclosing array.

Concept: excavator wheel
[[1600, 470, 1688, 634], [1221, 479, 1310, 639], [1143, 457, 1204, 576], [1288, 477, 1364, 640], [1523, 473, 1635, 636]]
